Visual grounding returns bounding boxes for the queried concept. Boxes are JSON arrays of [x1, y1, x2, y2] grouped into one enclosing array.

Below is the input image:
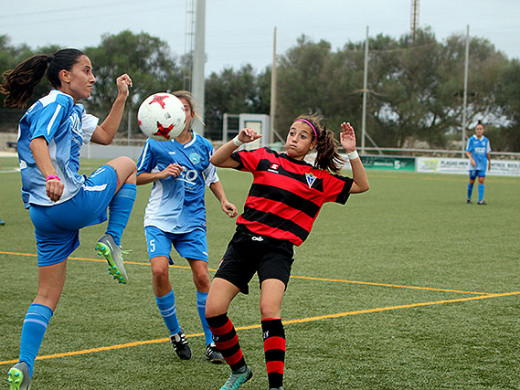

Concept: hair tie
[[296, 119, 318, 140], [46, 55, 54, 64]]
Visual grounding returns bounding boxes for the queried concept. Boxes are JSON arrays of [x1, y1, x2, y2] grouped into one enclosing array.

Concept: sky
[[2, 0, 520, 76]]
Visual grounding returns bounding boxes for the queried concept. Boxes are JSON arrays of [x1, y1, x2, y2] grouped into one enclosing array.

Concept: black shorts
[[214, 226, 294, 294]]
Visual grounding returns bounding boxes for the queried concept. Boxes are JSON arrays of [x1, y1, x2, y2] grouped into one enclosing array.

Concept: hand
[[115, 74, 133, 99], [340, 122, 357, 152], [237, 127, 262, 144], [470, 159, 476, 167], [158, 163, 183, 179], [46, 179, 64, 202], [221, 200, 237, 218]]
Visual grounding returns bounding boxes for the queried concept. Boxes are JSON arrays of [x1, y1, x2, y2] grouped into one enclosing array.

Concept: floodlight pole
[[461, 25, 470, 155], [361, 26, 369, 155], [192, 0, 206, 135], [269, 27, 277, 147]]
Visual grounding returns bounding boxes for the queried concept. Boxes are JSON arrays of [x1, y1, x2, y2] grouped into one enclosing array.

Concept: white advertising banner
[[416, 157, 520, 177]]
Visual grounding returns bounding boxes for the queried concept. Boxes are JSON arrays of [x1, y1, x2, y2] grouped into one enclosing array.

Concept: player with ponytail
[[205, 113, 369, 390], [1, 48, 137, 389]]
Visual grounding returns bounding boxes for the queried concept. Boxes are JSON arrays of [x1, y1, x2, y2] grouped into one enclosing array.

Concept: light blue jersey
[[17, 90, 99, 208], [136, 132, 219, 234], [466, 135, 491, 172]]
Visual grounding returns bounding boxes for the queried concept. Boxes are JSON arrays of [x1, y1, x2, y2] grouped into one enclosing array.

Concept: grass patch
[[1, 157, 519, 389]]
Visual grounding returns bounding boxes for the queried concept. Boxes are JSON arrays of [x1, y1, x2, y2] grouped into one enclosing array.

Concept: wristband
[[46, 175, 61, 182], [347, 150, 359, 160], [232, 136, 243, 147]]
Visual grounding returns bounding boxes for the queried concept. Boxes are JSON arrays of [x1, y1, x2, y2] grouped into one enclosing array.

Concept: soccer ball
[[137, 93, 186, 141]]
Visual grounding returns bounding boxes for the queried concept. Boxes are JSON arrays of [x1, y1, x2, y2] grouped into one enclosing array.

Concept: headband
[[295, 119, 318, 140]]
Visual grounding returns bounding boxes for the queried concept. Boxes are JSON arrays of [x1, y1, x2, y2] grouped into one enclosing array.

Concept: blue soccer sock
[[196, 291, 213, 345], [18, 303, 54, 378], [106, 184, 136, 246], [155, 289, 181, 336], [467, 183, 474, 200], [478, 184, 485, 202]]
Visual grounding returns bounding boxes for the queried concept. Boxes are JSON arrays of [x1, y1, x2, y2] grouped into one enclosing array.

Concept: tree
[[84, 30, 183, 137], [495, 59, 520, 151], [205, 64, 269, 140], [276, 36, 334, 136]]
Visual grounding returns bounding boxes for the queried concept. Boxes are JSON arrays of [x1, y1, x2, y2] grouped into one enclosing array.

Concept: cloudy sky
[[2, 0, 519, 75]]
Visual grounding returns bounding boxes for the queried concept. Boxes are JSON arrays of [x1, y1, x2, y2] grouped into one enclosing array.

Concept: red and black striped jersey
[[231, 147, 353, 246]]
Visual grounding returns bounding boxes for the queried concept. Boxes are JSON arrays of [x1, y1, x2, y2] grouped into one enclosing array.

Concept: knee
[[122, 156, 137, 168], [260, 303, 280, 319], [205, 303, 220, 319], [193, 271, 211, 292], [124, 158, 137, 182], [151, 266, 169, 287]]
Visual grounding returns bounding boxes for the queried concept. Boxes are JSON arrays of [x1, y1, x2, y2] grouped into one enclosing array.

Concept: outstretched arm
[[91, 74, 133, 145], [340, 122, 369, 194], [209, 127, 262, 168], [209, 181, 238, 218]]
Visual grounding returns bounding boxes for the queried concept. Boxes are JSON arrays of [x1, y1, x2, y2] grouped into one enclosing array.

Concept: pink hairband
[[296, 119, 318, 139]]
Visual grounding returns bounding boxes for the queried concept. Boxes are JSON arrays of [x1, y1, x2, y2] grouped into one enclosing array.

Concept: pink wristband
[[46, 175, 61, 182]]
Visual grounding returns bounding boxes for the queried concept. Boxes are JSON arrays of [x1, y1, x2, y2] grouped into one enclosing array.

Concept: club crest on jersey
[[305, 172, 317, 188], [189, 152, 201, 164]]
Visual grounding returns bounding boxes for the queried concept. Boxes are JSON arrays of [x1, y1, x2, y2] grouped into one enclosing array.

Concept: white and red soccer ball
[[137, 93, 186, 141]]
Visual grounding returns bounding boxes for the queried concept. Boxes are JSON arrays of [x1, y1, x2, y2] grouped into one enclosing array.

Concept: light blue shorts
[[29, 165, 118, 267], [144, 225, 208, 263], [469, 169, 486, 180]]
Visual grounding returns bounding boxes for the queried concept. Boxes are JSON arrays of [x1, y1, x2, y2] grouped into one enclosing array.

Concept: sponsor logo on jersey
[[268, 163, 279, 173]]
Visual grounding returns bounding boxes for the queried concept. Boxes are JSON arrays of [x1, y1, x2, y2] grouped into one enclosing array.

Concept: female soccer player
[[136, 90, 237, 363], [205, 115, 369, 390], [466, 120, 491, 205], [1, 48, 137, 389]]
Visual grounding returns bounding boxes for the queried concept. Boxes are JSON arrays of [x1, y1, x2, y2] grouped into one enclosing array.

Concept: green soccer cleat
[[220, 365, 252, 390], [95, 233, 128, 284], [7, 362, 31, 390]]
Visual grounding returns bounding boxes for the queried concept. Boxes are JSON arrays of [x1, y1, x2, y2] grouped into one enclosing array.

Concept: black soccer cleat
[[170, 328, 192, 360]]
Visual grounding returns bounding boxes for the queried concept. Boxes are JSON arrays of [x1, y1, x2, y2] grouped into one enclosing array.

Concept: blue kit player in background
[[136, 90, 237, 363], [1, 48, 137, 390], [466, 120, 491, 205]]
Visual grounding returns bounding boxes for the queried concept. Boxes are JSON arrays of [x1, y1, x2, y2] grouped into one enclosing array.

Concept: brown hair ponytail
[[1, 48, 84, 108], [295, 114, 345, 173], [1, 55, 49, 108]]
